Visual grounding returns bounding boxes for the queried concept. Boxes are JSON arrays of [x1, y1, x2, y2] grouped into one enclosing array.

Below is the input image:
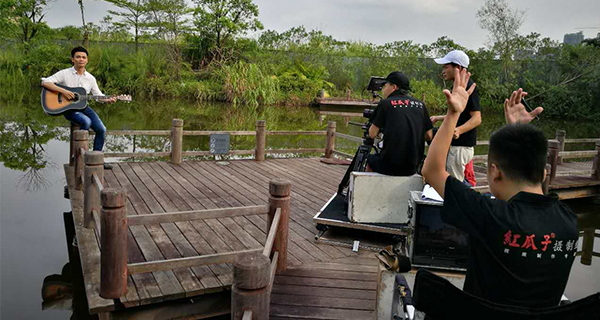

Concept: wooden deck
[[271, 256, 378, 319], [65, 157, 379, 316], [64, 156, 600, 318]]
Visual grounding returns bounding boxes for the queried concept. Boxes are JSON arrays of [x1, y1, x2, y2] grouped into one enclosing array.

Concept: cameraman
[[367, 72, 434, 176]]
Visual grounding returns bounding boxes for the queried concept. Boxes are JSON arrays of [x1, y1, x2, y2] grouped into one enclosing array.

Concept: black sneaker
[[103, 163, 113, 170]]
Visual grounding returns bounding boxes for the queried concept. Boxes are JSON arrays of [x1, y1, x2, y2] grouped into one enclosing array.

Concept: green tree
[[193, 0, 263, 49], [423, 36, 467, 58], [105, 0, 147, 51], [145, 0, 192, 79], [0, 0, 49, 45], [52, 25, 83, 40], [476, 0, 525, 80], [145, 0, 191, 40]]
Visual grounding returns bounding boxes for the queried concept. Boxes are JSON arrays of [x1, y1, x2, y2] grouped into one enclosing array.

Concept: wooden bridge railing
[[74, 119, 333, 163], [72, 146, 291, 316], [231, 179, 291, 320]]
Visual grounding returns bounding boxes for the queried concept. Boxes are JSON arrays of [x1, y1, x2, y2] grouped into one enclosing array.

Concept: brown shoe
[[376, 249, 399, 271]]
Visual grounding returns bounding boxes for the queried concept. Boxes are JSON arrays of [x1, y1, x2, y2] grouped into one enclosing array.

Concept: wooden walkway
[[66, 157, 379, 316], [271, 256, 378, 319], [65, 155, 600, 318]]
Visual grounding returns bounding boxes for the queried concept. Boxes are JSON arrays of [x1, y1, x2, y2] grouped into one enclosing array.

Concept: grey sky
[[44, 0, 600, 50]]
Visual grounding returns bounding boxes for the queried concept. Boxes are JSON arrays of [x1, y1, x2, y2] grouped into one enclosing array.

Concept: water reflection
[[3, 98, 600, 176], [42, 263, 73, 312], [0, 121, 63, 191]]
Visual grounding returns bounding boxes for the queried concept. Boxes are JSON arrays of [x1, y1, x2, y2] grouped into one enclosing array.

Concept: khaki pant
[[446, 146, 474, 182]]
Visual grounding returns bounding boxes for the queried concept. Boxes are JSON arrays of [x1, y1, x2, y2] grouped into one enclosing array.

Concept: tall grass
[[216, 61, 279, 108], [0, 55, 29, 101]]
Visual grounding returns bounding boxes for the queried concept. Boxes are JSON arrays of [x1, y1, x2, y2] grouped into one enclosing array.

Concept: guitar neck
[[81, 95, 114, 101]]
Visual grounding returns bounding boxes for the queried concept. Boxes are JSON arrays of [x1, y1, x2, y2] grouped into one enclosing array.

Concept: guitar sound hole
[[73, 93, 80, 102]]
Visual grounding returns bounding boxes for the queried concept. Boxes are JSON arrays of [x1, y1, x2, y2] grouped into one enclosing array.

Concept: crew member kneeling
[[367, 71, 433, 176]]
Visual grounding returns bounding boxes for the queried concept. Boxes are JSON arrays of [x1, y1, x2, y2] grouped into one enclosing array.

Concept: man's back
[[371, 91, 433, 176], [442, 176, 579, 308]]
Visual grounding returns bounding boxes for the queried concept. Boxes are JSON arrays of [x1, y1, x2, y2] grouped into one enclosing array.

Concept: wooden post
[[325, 121, 336, 158], [69, 123, 80, 166], [231, 253, 271, 320], [592, 140, 600, 181], [171, 119, 183, 165], [84, 151, 104, 229], [542, 164, 551, 195], [73, 130, 89, 191], [255, 120, 266, 162], [268, 179, 291, 273], [556, 130, 566, 165], [547, 140, 560, 185], [100, 188, 128, 299], [581, 229, 594, 266]]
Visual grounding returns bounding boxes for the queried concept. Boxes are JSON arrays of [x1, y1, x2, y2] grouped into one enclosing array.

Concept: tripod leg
[[337, 144, 374, 195], [337, 146, 362, 195], [356, 144, 373, 172]]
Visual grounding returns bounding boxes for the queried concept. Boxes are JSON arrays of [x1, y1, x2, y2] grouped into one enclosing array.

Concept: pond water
[[1, 99, 599, 319]]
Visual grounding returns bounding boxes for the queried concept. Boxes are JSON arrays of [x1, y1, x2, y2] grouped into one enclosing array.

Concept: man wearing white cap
[[430, 50, 482, 182]]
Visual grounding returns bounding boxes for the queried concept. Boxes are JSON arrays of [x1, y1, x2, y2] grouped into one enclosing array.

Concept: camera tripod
[[337, 127, 380, 196], [336, 83, 383, 197]]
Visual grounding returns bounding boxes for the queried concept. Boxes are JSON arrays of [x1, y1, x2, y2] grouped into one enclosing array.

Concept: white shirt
[[41, 67, 104, 96]]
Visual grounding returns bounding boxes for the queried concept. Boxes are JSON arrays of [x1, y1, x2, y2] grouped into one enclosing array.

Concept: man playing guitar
[[41, 46, 116, 169]]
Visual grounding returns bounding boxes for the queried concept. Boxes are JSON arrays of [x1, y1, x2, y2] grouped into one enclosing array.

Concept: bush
[[214, 61, 279, 107], [411, 79, 447, 113]]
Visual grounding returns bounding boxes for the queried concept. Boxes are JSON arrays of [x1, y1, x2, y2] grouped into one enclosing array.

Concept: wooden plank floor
[[270, 256, 379, 320], [70, 158, 375, 312], [66, 157, 599, 315]]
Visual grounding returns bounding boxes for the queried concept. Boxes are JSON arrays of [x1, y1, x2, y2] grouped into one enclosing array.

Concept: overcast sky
[[44, 0, 600, 50]]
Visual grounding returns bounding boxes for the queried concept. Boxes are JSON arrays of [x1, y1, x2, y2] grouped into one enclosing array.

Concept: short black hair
[[488, 124, 547, 185], [71, 46, 88, 57]]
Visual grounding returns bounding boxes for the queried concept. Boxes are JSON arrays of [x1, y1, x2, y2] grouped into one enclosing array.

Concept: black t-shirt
[[442, 176, 578, 308], [452, 80, 481, 147], [371, 91, 433, 176]]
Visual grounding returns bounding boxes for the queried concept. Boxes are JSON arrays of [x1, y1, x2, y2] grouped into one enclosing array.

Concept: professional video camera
[[337, 76, 385, 197], [360, 76, 386, 141]]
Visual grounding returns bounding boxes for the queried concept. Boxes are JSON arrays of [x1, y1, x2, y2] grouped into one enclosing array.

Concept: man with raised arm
[[430, 50, 481, 184], [422, 70, 578, 308], [42, 46, 116, 169]]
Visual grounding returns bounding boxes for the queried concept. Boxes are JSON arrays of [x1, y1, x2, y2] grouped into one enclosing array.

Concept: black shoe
[[103, 163, 113, 170]]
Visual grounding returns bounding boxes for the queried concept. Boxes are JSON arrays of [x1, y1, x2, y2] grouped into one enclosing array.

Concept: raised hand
[[504, 89, 543, 124], [443, 68, 476, 114]]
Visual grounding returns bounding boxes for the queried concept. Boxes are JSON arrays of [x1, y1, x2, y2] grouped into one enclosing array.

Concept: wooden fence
[[71, 132, 292, 318], [70, 119, 336, 164]]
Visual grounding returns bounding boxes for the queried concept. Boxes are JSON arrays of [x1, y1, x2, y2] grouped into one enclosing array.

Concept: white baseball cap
[[434, 50, 470, 68]]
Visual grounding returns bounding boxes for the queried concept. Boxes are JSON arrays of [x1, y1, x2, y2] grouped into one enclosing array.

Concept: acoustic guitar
[[41, 84, 131, 116]]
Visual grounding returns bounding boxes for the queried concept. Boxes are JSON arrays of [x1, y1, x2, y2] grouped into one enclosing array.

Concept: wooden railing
[[231, 179, 291, 320], [333, 128, 600, 186], [72, 119, 334, 164], [71, 142, 291, 317]]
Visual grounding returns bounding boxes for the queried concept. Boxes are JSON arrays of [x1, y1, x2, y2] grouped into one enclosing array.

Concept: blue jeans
[[63, 107, 106, 151]]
